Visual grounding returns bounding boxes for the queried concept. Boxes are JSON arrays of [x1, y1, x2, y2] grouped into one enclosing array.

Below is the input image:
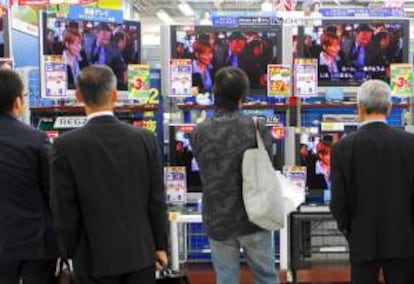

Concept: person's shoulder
[[53, 127, 85, 146], [10, 119, 45, 139], [118, 120, 156, 140]]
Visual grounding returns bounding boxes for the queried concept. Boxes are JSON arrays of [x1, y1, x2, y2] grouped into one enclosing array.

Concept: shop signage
[[390, 64, 413, 97], [294, 58, 318, 97], [53, 116, 87, 129], [18, 0, 48, 5], [210, 11, 282, 27], [128, 64, 152, 103], [169, 59, 192, 98], [319, 7, 405, 17], [165, 166, 187, 205], [68, 5, 123, 23], [268, 64, 292, 97], [42, 55, 67, 99]]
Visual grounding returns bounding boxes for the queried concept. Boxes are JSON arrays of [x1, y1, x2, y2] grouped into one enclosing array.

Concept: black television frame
[[0, 7, 12, 59], [169, 24, 283, 96], [297, 18, 410, 87], [168, 123, 284, 192], [39, 11, 141, 98]]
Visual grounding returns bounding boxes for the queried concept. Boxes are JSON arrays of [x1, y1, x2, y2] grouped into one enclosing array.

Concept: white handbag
[[242, 118, 284, 231]]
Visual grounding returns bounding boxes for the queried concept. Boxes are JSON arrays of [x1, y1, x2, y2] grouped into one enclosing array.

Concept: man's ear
[[357, 102, 365, 122], [12, 96, 23, 117], [110, 89, 117, 103], [386, 102, 392, 117], [75, 90, 83, 103]]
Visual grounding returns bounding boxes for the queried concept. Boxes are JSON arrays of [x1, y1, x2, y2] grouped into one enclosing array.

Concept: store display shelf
[[30, 105, 159, 114], [177, 103, 289, 110], [300, 102, 411, 109]]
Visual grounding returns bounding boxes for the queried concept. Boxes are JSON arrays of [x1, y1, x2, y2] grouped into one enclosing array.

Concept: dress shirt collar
[[87, 111, 114, 121], [359, 119, 387, 128]]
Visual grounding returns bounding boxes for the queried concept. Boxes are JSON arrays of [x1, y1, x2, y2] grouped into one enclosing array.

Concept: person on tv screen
[[45, 28, 63, 55], [307, 141, 331, 190], [318, 32, 343, 80], [245, 39, 267, 88], [63, 29, 89, 89], [192, 40, 213, 93], [345, 24, 373, 68], [214, 32, 249, 72], [85, 23, 127, 89], [366, 31, 392, 79]]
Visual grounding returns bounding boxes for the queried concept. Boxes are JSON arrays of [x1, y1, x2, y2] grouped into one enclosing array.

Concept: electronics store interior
[[2, 0, 414, 283]]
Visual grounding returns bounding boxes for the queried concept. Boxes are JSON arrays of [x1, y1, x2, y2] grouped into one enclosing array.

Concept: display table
[[288, 208, 349, 283], [169, 212, 202, 271]]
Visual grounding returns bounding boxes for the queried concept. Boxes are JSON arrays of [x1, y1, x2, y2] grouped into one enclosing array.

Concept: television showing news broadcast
[[300, 19, 409, 86], [170, 25, 282, 95], [169, 123, 283, 192], [41, 12, 140, 90], [0, 9, 11, 59]]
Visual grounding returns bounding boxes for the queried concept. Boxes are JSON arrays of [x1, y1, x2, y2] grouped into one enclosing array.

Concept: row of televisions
[[0, 10, 410, 96]]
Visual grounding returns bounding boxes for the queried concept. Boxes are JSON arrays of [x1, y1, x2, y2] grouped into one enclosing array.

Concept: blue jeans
[[209, 230, 279, 284]]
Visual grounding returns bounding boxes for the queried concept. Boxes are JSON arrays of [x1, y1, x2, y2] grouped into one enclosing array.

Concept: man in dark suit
[[85, 23, 127, 89], [50, 65, 168, 284], [213, 32, 250, 74], [330, 80, 414, 284], [0, 69, 59, 283]]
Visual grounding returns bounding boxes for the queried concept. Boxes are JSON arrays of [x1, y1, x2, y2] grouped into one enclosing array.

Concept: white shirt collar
[[359, 119, 387, 128], [87, 111, 114, 121]]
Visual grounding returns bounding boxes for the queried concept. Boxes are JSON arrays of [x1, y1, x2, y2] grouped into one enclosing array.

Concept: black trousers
[[0, 259, 56, 284], [76, 266, 155, 284], [351, 257, 414, 284]]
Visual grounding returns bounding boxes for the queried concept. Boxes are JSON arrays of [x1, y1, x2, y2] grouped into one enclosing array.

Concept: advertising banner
[[42, 55, 67, 99], [165, 166, 187, 205], [294, 58, 318, 97], [267, 64, 291, 97], [128, 64, 152, 103], [169, 59, 192, 97], [390, 64, 413, 97]]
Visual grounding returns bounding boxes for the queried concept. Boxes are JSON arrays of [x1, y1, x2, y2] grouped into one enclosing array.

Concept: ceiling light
[[178, 2, 195, 17], [261, 1, 273, 12], [156, 9, 175, 24]]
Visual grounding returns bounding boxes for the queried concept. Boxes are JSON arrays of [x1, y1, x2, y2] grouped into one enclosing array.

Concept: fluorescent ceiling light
[[156, 9, 175, 24], [261, 1, 273, 12], [178, 2, 195, 16]]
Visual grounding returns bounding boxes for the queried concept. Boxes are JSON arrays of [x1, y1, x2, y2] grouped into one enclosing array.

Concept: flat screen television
[[170, 25, 282, 95], [299, 19, 409, 86], [40, 11, 140, 96], [169, 123, 282, 192], [0, 8, 11, 59]]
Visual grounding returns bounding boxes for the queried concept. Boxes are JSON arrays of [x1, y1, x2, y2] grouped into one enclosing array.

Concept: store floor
[[182, 262, 353, 283]]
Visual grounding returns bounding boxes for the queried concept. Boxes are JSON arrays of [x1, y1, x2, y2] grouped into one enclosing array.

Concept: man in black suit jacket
[[330, 80, 414, 284], [0, 70, 59, 283], [213, 32, 250, 75], [50, 65, 168, 284], [85, 23, 127, 90]]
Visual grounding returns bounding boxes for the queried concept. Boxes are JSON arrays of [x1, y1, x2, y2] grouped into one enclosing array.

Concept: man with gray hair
[[50, 65, 168, 284], [330, 80, 414, 283]]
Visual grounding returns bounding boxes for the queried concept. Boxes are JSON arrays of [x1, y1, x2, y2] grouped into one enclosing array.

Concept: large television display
[[40, 12, 140, 91], [299, 19, 409, 86], [169, 123, 282, 192], [170, 25, 282, 95], [0, 9, 11, 58]]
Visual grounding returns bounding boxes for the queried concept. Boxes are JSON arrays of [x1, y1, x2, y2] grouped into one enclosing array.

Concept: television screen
[[300, 19, 409, 86], [171, 25, 281, 95], [0, 9, 10, 58], [41, 12, 140, 90], [169, 123, 282, 192]]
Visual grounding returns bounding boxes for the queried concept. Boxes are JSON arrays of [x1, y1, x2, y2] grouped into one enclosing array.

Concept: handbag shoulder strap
[[252, 117, 266, 150]]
